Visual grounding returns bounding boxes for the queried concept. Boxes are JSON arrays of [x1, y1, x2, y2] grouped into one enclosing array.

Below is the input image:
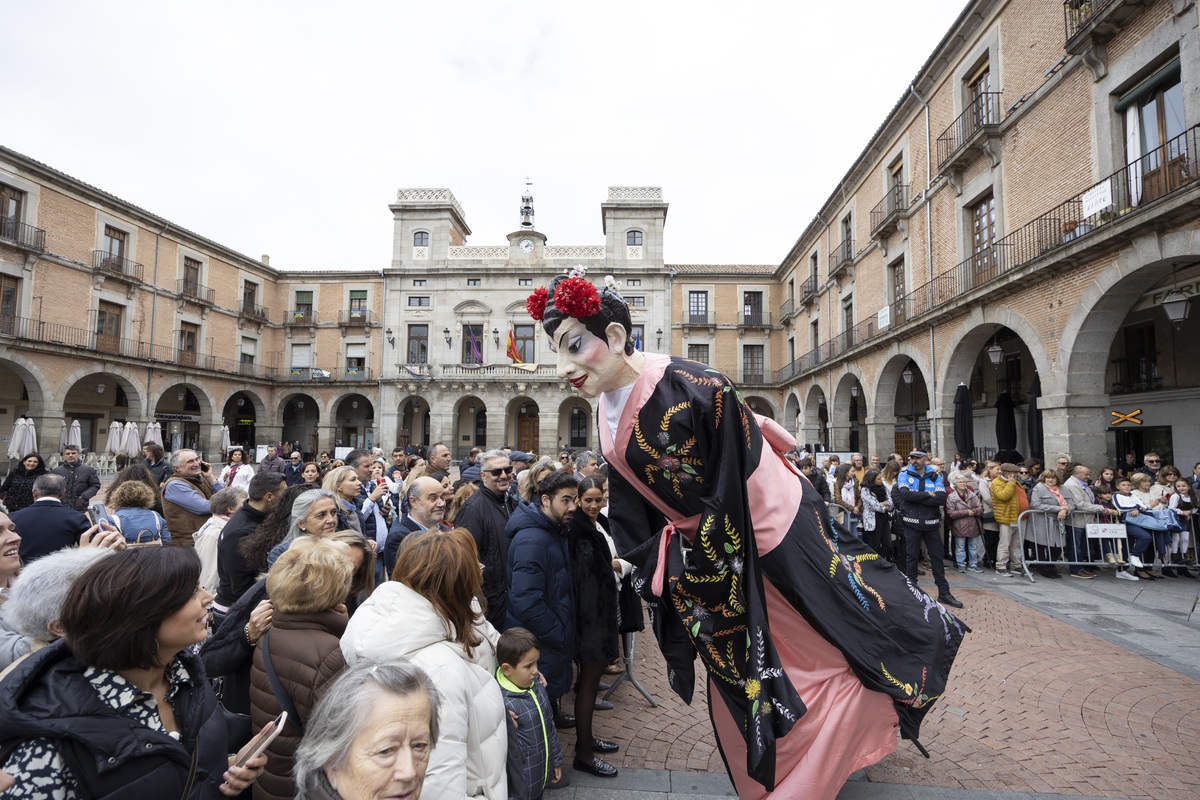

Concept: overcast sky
[[4, 1, 966, 270]]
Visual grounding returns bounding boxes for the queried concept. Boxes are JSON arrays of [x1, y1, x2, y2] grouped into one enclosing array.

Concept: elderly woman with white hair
[[0, 546, 115, 679], [293, 659, 440, 800]]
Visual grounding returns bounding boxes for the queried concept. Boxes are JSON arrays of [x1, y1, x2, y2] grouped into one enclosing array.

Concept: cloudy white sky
[[4, 1, 966, 270]]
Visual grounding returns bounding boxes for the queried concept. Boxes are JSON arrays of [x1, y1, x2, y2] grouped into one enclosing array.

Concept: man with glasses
[[1142, 452, 1162, 479], [283, 451, 305, 486], [455, 449, 519, 630]]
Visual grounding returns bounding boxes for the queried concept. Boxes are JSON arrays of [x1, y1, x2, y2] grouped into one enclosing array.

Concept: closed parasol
[[953, 383, 975, 459], [1026, 372, 1044, 463], [68, 420, 83, 450], [106, 421, 124, 456]]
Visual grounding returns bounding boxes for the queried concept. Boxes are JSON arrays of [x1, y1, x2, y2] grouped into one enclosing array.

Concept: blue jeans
[[955, 536, 982, 568], [1126, 523, 1153, 559]]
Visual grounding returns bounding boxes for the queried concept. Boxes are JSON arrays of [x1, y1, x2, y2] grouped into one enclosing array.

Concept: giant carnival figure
[[527, 269, 968, 799]]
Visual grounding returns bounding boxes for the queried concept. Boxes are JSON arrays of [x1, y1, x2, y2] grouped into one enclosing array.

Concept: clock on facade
[[519, 238, 534, 253]]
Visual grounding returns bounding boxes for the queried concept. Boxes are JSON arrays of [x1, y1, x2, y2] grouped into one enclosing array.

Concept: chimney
[[261, 254, 270, 266]]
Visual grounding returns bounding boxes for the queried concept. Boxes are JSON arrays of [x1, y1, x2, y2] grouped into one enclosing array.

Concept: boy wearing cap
[[991, 463, 1026, 575], [894, 450, 962, 608]]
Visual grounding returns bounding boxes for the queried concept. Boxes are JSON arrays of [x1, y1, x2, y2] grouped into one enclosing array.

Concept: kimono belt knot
[[651, 513, 702, 598]]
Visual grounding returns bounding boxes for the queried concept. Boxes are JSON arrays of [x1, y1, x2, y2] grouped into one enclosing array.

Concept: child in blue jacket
[[496, 627, 564, 800]]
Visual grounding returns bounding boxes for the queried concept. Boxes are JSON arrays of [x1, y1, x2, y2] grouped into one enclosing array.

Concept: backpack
[[105, 508, 166, 546]]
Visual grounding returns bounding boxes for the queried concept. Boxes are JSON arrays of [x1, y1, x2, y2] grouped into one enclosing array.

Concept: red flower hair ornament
[[526, 287, 549, 322], [552, 277, 601, 318]]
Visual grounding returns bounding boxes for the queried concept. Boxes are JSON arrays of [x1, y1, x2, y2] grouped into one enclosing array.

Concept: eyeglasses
[[1147, 459, 1161, 464], [485, 466, 515, 477], [1019, 470, 1029, 475]]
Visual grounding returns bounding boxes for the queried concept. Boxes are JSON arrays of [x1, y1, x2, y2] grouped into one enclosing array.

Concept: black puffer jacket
[[201, 578, 269, 715], [455, 486, 518, 629], [567, 511, 620, 663], [0, 640, 229, 800]]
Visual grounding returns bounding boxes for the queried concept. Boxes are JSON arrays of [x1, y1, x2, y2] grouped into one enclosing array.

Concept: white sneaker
[[1115, 569, 1139, 581], [1130, 555, 1145, 569]]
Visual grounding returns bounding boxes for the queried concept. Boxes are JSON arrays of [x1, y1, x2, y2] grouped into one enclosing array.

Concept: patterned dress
[[601, 355, 968, 799]]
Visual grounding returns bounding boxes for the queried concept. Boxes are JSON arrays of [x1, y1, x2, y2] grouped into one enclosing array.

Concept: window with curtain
[[462, 324, 483, 364], [408, 325, 428, 364], [346, 343, 366, 375], [1120, 62, 1184, 206]]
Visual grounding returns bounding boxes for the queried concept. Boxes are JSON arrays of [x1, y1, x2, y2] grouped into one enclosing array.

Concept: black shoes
[[552, 699, 576, 729], [574, 755, 618, 777], [591, 738, 619, 753], [937, 594, 964, 609]]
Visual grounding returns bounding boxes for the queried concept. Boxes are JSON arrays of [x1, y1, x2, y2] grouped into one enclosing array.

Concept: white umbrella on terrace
[[220, 425, 231, 454], [68, 420, 83, 450], [147, 421, 164, 448], [58, 420, 68, 454], [120, 421, 142, 459], [106, 421, 123, 456], [18, 419, 37, 459], [7, 418, 25, 461]]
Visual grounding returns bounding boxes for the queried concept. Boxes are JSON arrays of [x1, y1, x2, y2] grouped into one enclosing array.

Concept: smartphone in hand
[[234, 711, 286, 767], [88, 504, 107, 525]]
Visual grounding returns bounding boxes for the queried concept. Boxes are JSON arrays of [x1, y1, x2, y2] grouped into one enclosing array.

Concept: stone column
[[1039, 392, 1109, 469], [864, 415, 896, 460], [828, 423, 851, 452]]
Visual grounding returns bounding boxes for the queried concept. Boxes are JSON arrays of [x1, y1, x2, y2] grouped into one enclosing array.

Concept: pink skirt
[[710, 577, 899, 800]]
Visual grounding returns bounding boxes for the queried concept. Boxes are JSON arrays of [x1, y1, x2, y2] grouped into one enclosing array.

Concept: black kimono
[[599, 354, 967, 798]]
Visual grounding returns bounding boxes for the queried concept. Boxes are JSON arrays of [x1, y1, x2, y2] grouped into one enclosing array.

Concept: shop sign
[[877, 306, 890, 328], [155, 413, 199, 422], [1081, 180, 1113, 217], [1110, 409, 1142, 425]]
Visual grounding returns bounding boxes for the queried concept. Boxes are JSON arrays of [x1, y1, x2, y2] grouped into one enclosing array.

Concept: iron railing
[[0, 314, 287, 378], [800, 275, 819, 299], [176, 279, 215, 304], [739, 311, 772, 326], [871, 184, 910, 236], [828, 239, 854, 277], [937, 92, 1002, 171], [337, 366, 373, 381], [683, 311, 714, 326], [285, 309, 318, 325], [1064, 0, 1114, 45], [92, 250, 144, 282], [779, 298, 795, 320], [739, 369, 767, 385], [1110, 357, 1162, 394], [288, 367, 332, 380], [240, 303, 269, 321], [0, 217, 46, 251], [341, 309, 371, 325]]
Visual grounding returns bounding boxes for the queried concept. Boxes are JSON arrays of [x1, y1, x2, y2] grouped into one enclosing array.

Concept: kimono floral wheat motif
[[633, 401, 703, 498]]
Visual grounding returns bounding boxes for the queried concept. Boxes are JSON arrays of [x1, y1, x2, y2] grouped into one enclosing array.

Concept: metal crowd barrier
[[1016, 509, 1130, 583]]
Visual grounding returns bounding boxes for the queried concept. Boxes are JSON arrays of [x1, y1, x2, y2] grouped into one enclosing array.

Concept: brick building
[[2, 0, 1198, 471]]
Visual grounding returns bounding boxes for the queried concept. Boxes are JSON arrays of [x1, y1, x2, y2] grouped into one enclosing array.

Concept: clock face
[[519, 238, 534, 253]]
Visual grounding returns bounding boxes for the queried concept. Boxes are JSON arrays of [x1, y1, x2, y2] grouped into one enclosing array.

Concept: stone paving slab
[[563, 568, 1200, 797]]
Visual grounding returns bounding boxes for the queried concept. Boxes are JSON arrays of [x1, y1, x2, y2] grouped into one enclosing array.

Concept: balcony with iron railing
[[176, 279, 216, 305], [936, 92, 1002, 179], [779, 297, 795, 321], [1110, 357, 1162, 394], [738, 310, 773, 327], [0, 313, 279, 378], [337, 366, 373, 381], [92, 250, 144, 282], [777, 123, 1200, 385], [340, 309, 371, 326], [1063, 0, 1145, 54], [682, 310, 715, 326], [0, 217, 46, 252], [739, 368, 768, 385], [239, 302, 269, 322], [285, 309, 318, 327], [828, 239, 855, 280], [871, 184, 910, 238]]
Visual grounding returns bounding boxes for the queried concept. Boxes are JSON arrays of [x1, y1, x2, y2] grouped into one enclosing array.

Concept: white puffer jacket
[[340, 582, 507, 800]]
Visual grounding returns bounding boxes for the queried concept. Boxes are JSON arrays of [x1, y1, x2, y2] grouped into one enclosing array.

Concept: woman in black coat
[[567, 475, 623, 777], [0, 454, 46, 513]]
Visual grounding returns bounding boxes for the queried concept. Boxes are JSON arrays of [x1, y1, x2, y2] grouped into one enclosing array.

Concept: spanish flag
[[506, 329, 523, 362]]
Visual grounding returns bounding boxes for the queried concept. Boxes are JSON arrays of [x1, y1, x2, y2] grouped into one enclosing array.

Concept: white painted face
[[548, 318, 630, 399]]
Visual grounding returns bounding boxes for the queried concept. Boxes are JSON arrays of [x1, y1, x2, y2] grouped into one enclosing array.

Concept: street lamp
[[385, 328, 395, 348], [986, 341, 1003, 367], [492, 328, 500, 347], [177, 391, 185, 402], [901, 366, 913, 385], [96, 381, 106, 395], [656, 328, 663, 349], [1162, 294, 1191, 329], [443, 328, 453, 349]]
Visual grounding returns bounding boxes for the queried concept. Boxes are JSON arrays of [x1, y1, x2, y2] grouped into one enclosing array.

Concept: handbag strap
[[260, 630, 305, 734], [178, 741, 199, 800]]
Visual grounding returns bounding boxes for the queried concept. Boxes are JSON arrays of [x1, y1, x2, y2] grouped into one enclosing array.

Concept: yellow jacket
[[990, 476, 1023, 525]]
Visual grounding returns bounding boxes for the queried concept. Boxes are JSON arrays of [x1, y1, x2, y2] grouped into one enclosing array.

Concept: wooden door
[[517, 418, 538, 454], [894, 430, 913, 456], [96, 301, 122, 354], [0, 275, 17, 335]]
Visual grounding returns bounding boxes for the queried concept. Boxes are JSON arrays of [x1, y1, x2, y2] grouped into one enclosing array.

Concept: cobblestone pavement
[[563, 570, 1200, 798]]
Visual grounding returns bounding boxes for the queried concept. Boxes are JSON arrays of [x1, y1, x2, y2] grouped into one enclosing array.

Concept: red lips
[[569, 375, 587, 388]]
